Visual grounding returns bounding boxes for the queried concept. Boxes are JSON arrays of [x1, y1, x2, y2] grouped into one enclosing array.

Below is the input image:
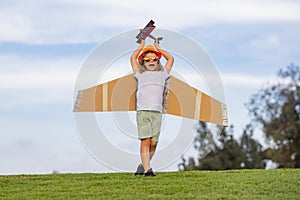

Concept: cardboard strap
[[73, 74, 228, 126]]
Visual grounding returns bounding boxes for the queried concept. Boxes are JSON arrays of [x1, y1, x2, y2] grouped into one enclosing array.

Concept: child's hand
[[139, 39, 145, 49], [154, 39, 160, 50]]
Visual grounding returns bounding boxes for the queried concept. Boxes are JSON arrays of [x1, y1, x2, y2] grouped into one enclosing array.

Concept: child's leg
[[149, 111, 161, 160], [149, 140, 158, 160], [140, 138, 151, 172]]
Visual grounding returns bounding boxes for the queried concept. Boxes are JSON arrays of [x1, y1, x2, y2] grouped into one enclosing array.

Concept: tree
[[193, 122, 217, 159], [240, 124, 266, 169], [246, 63, 300, 168], [178, 122, 216, 171], [178, 122, 266, 170], [199, 125, 245, 170]]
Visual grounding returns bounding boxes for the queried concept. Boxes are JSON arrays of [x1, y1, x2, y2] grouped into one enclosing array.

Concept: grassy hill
[[0, 169, 299, 199]]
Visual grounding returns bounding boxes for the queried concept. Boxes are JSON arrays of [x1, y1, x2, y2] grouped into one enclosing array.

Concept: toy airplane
[[136, 20, 163, 44], [73, 74, 228, 126]]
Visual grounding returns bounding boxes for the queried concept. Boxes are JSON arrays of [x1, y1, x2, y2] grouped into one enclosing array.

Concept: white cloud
[[0, 0, 299, 44], [0, 55, 81, 108], [222, 73, 277, 88], [249, 35, 280, 50], [0, 12, 32, 42], [0, 55, 80, 88], [0, 69, 75, 90]]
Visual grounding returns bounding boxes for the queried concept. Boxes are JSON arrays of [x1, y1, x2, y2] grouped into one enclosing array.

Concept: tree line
[[179, 63, 300, 170]]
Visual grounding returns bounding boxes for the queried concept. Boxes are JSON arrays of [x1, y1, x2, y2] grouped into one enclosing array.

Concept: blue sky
[[1, 0, 300, 174]]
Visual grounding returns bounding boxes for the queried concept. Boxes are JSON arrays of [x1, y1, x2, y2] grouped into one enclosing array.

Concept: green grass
[[0, 169, 299, 199]]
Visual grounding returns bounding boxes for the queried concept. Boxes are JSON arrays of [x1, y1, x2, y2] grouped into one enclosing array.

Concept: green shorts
[[136, 110, 162, 142]]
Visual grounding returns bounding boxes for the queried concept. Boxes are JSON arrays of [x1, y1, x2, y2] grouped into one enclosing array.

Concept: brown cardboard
[[73, 74, 228, 126]]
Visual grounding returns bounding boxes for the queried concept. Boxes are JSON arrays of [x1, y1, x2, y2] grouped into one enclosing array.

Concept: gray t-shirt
[[135, 69, 170, 112]]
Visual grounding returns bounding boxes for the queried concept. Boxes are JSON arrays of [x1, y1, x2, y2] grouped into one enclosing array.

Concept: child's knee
[[150, 140, 158, 149]]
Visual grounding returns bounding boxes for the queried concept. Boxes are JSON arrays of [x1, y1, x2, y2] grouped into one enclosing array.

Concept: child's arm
[[154, 40, 174, 73], [130, 39, 145, 73]]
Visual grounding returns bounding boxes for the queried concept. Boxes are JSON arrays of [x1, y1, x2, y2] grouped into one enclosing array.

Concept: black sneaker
[[133, 164, 144, 176], [144, 168, 156, 177]]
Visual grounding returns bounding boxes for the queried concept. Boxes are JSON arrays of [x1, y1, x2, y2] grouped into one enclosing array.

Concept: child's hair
[[138, 53, 164, 73]]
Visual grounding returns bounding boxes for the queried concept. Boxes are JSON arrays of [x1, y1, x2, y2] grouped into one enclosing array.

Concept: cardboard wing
[[73, 74, 228, 126]]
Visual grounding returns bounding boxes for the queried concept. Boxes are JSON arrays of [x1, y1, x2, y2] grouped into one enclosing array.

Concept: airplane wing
[[73, 74, 228, 126]]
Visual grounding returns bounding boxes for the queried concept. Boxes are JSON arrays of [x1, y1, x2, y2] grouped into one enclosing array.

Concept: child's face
[[143, 53, 159, 71]]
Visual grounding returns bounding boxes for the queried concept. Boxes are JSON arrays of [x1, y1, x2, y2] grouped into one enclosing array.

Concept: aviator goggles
[[143, 56, 158, 62]]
